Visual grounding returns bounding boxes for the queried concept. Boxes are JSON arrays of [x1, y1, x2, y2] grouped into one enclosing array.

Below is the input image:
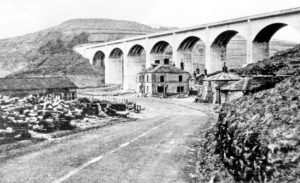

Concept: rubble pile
[[233, 44, 300, 76], [214, 76, 300, 182], [0, 95, 137, 145]]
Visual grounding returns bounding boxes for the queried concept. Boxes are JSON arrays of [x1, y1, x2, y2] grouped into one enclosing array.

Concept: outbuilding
[[201, 71, 241, 103], [0, 77, 78, 100], [220, 75, 289, 103]]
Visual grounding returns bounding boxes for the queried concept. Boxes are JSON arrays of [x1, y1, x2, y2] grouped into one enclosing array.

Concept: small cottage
[[0, 77, 78, 100], [201, 71, 241, 103], [220, 75, 288, 103], [137, 65, 191, 97]]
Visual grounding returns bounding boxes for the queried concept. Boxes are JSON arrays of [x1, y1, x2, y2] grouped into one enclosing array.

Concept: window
[[179, 75, 183, 82], [180, 62, 184, 70], [140, 75, 143, 82], [155, 60, 160, 64], [157, 86, 164, 93], [177, 86, 184, 93], [146, 75, 149, 82], [71, 92, 76, 100], [164, 58, 169, 65], [160, 75, 165, 82]]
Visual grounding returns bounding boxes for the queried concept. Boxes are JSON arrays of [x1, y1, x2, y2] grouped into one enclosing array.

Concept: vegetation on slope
[[195, 76, 300, 183], [193, 45, 300, 182], [215, 76, 300, 182]]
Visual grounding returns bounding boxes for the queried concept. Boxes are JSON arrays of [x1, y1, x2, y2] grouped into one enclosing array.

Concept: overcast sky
[[1, 0, 300, 39]]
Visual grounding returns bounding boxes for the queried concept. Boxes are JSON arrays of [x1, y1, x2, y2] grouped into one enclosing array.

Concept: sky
[[1, 0, 300, 39]]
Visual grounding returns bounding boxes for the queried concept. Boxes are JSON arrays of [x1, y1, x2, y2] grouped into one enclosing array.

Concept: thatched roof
[[0, 77, 77, 91]]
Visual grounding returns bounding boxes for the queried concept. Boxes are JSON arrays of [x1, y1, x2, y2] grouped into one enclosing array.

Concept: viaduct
[[75, 7, 300, 90]]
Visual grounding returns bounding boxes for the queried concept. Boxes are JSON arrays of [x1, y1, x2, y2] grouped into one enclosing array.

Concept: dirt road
[[0, 98, 212, 183]]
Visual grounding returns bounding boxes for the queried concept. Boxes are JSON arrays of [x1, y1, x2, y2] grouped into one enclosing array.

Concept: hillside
[[215, 76, 300, 182], [0, 19, 166, 79], [193, 44, 300, 182]]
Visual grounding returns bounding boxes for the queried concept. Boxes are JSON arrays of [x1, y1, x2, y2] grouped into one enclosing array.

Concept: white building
[[137, 65, 191, 97]]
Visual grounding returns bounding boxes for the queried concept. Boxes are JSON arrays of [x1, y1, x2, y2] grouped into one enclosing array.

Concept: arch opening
[[128, 44, 145, 57], [107, 48, 124, 86], [252, 23, 300, 62], [92, 51, 106, 84], [210, 30, 247, 72], [177, 36, 206, 77], [125, 44, 146, 90], [109, 48, 123, 59], [150, 41, 173, 66]]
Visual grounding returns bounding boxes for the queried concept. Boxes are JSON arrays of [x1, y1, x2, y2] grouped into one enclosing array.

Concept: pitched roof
[[142, 65, 190, 74], [220, 78, 250, 91], [220, 76, 288, 92], [0, 77, 77, 91], [204, 72, 241, 81], [207, 71, 222, 77]]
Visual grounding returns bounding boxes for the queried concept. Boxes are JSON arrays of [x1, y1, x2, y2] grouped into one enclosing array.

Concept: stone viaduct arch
[[124, 44, 146, 90], [150, 40, 173, 65], [177, 36, 206, 74], [253, 23, 290, 61], [92, 51, 106, 84], [210, 30, 247, 72], [107, 48, 124, 85]]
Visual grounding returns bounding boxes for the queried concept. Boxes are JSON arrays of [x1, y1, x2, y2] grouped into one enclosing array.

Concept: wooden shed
[[0, 77, 78, 100]]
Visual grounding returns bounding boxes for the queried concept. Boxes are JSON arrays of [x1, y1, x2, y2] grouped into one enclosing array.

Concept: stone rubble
[[191, 44, 300, 182], [0, 95, 140, 144], [207, 76, 300, 182]]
